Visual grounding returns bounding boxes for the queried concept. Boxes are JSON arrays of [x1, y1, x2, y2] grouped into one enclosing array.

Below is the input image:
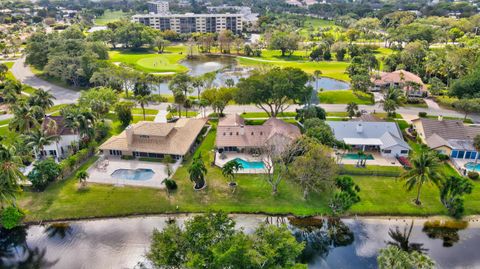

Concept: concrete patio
[[334, 151, 402, 167], [87, 157, 181, 189]]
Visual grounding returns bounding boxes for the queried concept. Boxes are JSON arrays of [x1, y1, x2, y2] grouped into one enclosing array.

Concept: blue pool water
[[233, 158, 265, 169], [343, 153, 375, 160], [111, 168, 155, 180], [465, 162, 480, 171]]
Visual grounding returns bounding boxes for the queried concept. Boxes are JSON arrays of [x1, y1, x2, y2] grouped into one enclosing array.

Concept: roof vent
[[356, 123, 363, 133], [438, 115, 443, 121]]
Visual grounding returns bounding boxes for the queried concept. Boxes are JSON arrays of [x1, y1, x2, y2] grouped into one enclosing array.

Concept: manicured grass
[[94, 10, 131, 25], [167, 111, 198, 119], [0, 118, 11, 126], [109, 46, 188, 73], [3, 61, 15, 80], [131, 108, 158, 115], [238, 56, 350, 81], [319, 90, 373, 104], [424, 115, 473, 124], [132, 115, 155, 123]]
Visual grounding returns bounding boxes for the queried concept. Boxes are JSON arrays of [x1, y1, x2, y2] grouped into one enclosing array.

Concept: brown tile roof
[[413, 118, 480, 149], [42, 116, 76, 136], [99, 118, 207, 156], [351, 114, 385, 122], [216, 114, 301, 148], [372, 70, 426, 90]]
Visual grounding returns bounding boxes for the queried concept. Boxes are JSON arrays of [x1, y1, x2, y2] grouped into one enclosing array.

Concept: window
[[139, 135, 150, 139], [223, 132, 226, 136], [458, 151, 465, 159], [400, 150, 409, 154], [236, 132, 239, 135], [230, 132, 233, 135], [260, 132, 263, 135], [451, 150, 458, 158], [471, 152, 477, 160], [383, 150, 392, 154], [251, 132, 254, 135], [465, 151, 472, 159]]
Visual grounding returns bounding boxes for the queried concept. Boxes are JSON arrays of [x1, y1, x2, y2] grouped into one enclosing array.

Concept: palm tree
[[388, 220, 427, 253], [313, 70, 322, 91], [400, 148, 441, 205], [222, 159, 243, 187], [29, 89, 55, 111], [76, 170, 89, 188], [346, 102, 359, 119], [64, 109, 96, 142], [24, 129, 59, 160], [0, 144, 23, 207], [9, 104, 39, 133], [188, 154, 207, 190], [473, 134, 480, 172], [382, 87, 401, 117], [135, 94, 151, 120]]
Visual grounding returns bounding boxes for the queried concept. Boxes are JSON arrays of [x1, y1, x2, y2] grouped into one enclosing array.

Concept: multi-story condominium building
[[147, 1, 170, 14], [132, 13, 243, 34]]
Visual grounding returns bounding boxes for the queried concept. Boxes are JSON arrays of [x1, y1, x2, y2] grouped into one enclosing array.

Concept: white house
[[40, 116, 79, 159], [326, 121, 411, 158]]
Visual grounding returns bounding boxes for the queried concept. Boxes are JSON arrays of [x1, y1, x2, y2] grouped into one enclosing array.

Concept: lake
[[152, 55, 350, 95], [1, 215, 479, 268]]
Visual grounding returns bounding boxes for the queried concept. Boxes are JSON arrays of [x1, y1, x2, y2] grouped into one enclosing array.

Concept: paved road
[[11, 58, 80, 105]]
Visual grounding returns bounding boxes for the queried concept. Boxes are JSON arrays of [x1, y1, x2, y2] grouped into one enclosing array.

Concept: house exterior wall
[[381, 145, 409, 158], [411, 120, 427, 143], [42, 134, 79, 158]]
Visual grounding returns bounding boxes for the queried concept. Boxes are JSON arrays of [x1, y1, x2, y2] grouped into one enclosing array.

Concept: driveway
[[11, 58, 80, 105]]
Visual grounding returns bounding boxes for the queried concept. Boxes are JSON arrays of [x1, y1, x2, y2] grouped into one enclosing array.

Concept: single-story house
[[412, 117, 480, 160], [371, 70, 427, 98], [326, 121, 410, 157], [99, 118, 207, 160], [215, 114, 301, 154], [41, 116, 79, 159]]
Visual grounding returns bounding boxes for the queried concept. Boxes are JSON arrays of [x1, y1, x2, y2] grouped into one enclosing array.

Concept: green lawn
[[132, 115, 155, 123], [240, 112, 297, 118], [94, 10, 131, 26], [167, 111, 198, 119], [131, 108, 158, 115], [319, 90, 373, 104], [109, 46, 188, 73]]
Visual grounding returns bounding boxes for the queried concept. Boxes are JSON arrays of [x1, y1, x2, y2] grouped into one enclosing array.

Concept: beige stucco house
[[371, 70, 428, 97], [99, 118, 207, 160]]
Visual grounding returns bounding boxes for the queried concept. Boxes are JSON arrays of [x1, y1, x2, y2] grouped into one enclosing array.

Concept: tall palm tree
[[400, 148, 442, 205], [346, 102, 359, 119], [64, 109, 96, 142], [222, 159, 243, 186], [135, 94, 151, 120], [9, 104, 39, 133], [76, 170, 89, 188], [473, 134, 480, 172], [313, 70, 322, 91], [388, 220, 427, 253], [0, 144, 23, 207], [24, 129, 59, 160], [29, 89, 55, 111], [188, 154, 207, 190], [382, 87, 401, 117]]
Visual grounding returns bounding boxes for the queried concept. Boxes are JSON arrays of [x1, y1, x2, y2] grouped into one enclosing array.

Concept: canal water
[[1, 215, 479, 268], [152, 55, 350, 95]]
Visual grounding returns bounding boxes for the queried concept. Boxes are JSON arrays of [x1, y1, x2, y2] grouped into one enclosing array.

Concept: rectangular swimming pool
[[343, 153, 375, 160], [233, 158, 265, 169]]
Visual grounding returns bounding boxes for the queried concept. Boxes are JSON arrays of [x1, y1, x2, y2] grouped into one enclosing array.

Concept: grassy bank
[[319, 90, 373, 104]]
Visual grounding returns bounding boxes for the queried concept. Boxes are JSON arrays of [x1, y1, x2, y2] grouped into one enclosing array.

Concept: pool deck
[[214, 152, 269, 174], [87, 157, 181, 189], [335, 152, 402, 167]]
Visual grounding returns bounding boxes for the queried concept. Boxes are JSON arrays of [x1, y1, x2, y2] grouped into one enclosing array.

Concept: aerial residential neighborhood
[[1, 0, 480, 268]]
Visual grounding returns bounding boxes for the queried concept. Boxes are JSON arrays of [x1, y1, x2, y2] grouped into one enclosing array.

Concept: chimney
[[438, 115, 443, 121], [356, 123, 363, 133], [239, 125, 245, 135], [126, 125, 134, 146]]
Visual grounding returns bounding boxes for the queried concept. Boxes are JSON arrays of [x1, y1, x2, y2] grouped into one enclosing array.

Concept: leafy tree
[[169, 73, 193, 117], [450, 69, 480, 98], [304, 118, 338, 147], [452, 98, 480, 120], [78, 87, 119, 119], [377, 246, 435, 269], [188, 154, 207, 189], [268, 30, 301, 56], [439, 176, 473, 218], [9, 104, 40, 133], [346, 102, 359, 119], [148, 222, 186, 268], [329, 176, 361, 215], [135, 94, 152, 121], [235, 67, 312, 117], [295, 106, 326, 123], [114, 101, 134, 127], [0, 63, 8, 80], [289, 141, 337, 199], [28, 89, 55, 111], [401, 148, 442, 205], [27, 158, 61, 191], [153, 36, 170, 53], [201, 87, 235, 117], [351, 73, 373, 92], [222, 159, 243, 187]]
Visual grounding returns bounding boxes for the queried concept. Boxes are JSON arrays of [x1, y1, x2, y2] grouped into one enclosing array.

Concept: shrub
[[121, 155, 135, 160], [468, 171, 479, 180], [437, 154, 449, 161], [1, 206, 24, 229], [27, 158, 61, 191], [163, 178, 178, 191], [95, 121, 111, 142], [418, 112, 427, 117]]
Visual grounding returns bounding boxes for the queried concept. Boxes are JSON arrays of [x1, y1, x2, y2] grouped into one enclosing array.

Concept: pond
[[151, 55, 350, 95], [1, 215, 479, 268]]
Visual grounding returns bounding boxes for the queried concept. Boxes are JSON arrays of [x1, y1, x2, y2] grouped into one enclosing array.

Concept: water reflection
[[1, 216, 480, 268]]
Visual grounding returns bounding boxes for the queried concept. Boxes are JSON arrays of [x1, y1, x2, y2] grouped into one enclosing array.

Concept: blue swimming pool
[[111, 168, 155, 181], [343, 153, 375, 160], [465, 162, 480, 171], [233, 158, 265, 169]]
